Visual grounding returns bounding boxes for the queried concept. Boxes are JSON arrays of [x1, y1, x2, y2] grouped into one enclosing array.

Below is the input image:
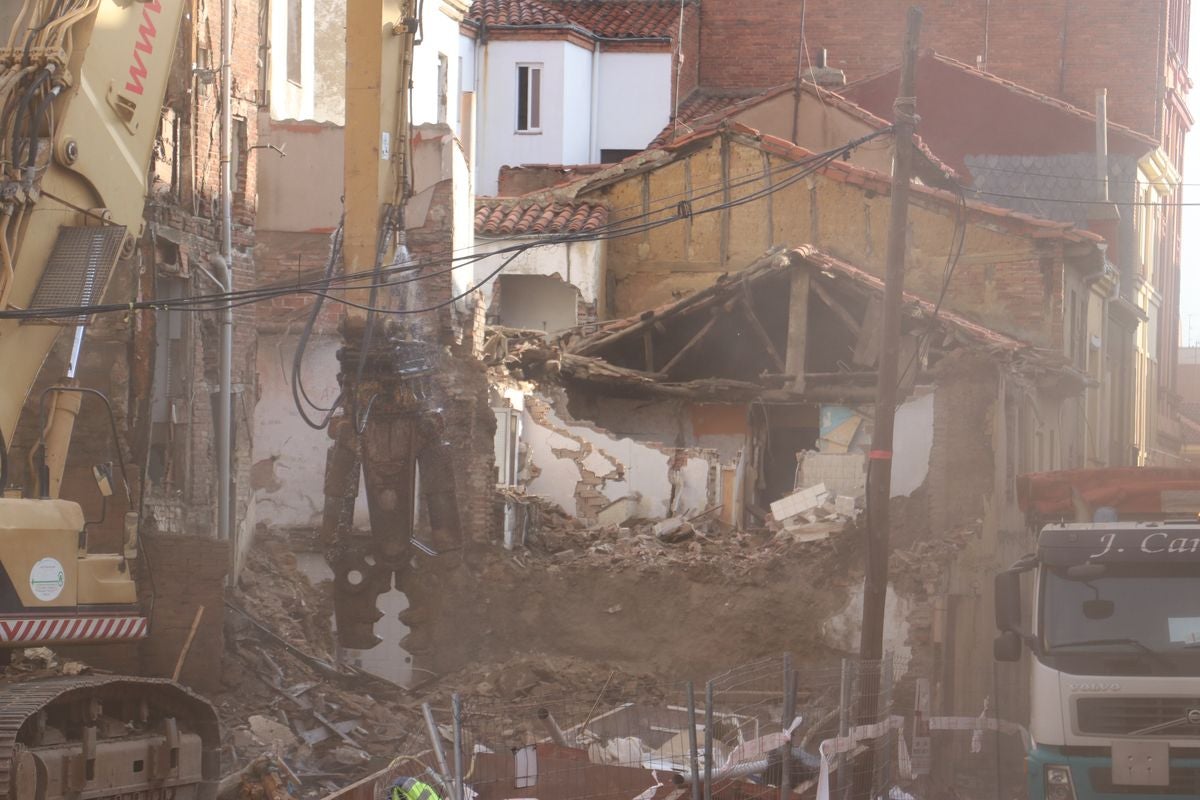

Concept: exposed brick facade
[[698, 0, 1177, 142], [136, 0, 263, 547]]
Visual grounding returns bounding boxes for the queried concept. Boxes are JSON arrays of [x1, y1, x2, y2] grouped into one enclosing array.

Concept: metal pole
[[452, 694, 464, 800], [1095, 88, 1109, 202], [216, 0, 234, 547], [836, 658, 851, 799], [687, 682, 701, 800], [704, 680, 714, 800], [422, 702, 452, 782], [781, 660, 796, 799], [856, 8, 921, 798], [537, 707, 571, 748]]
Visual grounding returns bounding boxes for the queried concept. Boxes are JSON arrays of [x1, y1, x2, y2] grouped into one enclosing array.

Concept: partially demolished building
[[477, 116, 1111, 727]]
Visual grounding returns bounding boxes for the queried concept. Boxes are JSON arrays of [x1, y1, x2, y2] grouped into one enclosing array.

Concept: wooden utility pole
[[853, 7, 922, 799]]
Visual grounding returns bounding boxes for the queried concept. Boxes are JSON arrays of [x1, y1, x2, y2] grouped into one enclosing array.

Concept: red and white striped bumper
[[0, 616, 148, 645]]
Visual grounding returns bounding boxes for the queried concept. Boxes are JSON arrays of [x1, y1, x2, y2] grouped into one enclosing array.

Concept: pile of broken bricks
[[766, 482, 860, 542]]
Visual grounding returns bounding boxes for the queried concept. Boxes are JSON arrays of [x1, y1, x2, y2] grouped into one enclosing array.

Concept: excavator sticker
[[29, 558, 65, 602]]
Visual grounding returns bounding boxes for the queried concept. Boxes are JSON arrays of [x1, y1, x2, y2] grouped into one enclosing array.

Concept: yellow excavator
[[0, 2, 219, 798]]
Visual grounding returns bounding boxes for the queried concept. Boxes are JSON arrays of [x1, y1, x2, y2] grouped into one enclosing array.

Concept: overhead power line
[[0, 128, 892, 323]]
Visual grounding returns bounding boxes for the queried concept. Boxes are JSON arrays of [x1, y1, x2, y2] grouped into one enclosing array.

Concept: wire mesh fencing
[[373, 653, 915, 800]]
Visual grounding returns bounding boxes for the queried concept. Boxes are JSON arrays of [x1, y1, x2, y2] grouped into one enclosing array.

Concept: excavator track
[[0, 675, 220, 800]]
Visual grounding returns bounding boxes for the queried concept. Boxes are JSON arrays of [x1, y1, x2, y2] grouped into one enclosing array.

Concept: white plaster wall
[[253, 335, 369, 530], [410, 4, 465, 129], [596, 52, 672, 152], [459, 34, 477, 144], [890, 391, 934, 498], [521, 396, 713, 519], [473, 237, 603, 308], [562, 42, 595, 165], [451, 136, 476, 299], [269, 0, 316, 121], [312, 0, 345, 123], [823, 584, 913, 673], [478, 40, 572, 195], [256, 120, 344, 232]]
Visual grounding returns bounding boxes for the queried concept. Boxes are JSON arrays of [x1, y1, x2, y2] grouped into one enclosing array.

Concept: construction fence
[[326, 653, 1028, 800]]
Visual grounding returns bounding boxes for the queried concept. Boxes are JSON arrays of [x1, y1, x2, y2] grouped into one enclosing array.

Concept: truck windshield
[[1042, 564, 1200, 665]]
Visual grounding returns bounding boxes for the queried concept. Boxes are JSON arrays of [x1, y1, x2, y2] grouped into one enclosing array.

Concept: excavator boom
[[0, 4, 220, 798]]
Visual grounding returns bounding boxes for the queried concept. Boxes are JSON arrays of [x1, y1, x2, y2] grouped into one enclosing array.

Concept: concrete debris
[[770, 482, 829, 522], [596, 495, 640, 526], [331, 745, 371, 766], [2, 647, 90, 678], [249, 715, 301, 751], [652, 516, 694, 542]]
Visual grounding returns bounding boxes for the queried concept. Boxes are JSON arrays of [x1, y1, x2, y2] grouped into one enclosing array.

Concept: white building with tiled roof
[[463, 0, 700, 194]]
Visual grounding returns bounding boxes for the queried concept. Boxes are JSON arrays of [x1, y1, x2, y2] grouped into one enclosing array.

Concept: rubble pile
[[215, 535, 668, 797], [515, 507, 855, 576], [766, 481, 862, 542]]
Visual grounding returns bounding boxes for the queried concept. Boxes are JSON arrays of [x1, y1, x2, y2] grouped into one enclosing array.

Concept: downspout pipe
[[217, 0, 234, 544], [588, 39, 600, 162], [212, 250, 232, 544]]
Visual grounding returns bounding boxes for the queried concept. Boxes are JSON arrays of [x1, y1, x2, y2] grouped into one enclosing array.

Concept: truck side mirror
[[995, 571, 1022, 632], [994, 630, 1022, 662]]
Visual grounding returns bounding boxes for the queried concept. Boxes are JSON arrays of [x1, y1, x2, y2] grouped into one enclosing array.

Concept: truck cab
[[996, 521, 1200, 799]]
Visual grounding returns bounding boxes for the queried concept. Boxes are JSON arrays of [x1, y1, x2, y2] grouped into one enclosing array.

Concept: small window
[[517, 64, 541, 132], [287, 0, 302, 85], [601, 149, 640, 164]]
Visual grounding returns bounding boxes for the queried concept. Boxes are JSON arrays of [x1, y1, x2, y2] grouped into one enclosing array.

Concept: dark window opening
[[754, 404, 820, 506], [601, 149, 640, 164], [517, 65, 541, 131]]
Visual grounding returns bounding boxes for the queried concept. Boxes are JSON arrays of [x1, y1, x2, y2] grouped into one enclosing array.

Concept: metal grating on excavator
[[25, 225, 127, 324]]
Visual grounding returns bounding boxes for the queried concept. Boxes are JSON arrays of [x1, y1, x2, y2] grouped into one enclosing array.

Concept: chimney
[[1087, 88, 1120, 247], [804, 47, 846, 88]]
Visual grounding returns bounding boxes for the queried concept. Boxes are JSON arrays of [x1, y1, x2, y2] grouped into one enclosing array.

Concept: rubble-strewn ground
[[0, 515, 987, 799], [203, 508, 871, 795]]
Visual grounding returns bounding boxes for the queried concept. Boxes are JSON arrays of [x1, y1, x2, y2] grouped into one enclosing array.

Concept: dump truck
[[0, 2, 220, 797], [996, 468, 1200, 800]]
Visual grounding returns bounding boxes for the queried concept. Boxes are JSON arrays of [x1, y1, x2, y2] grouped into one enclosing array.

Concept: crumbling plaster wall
[[586, 134, 1065, 351], [473, 237, 604, 312], [521, 392, 719, 520], [253, 334, 370, 531], [566, 396, 748, 462]]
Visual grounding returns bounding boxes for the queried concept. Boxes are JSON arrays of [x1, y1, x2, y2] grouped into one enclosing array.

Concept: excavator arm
[[0, 0, 184, 637], [0, 0, 183, 480]]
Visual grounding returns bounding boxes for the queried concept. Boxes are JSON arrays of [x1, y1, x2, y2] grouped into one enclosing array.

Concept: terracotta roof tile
[[468, 0, 682, 39], [476, 198, 610, 236], [649, 89, 757, 147]]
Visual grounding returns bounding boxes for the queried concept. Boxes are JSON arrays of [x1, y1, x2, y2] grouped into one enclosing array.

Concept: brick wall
[[676, 2, 702, 103], [140, 0, 264, 545], [59, 534, 229, 694], [256, 230, 342, 335], [406, 178, 499, 543], [698, 0, 1167, 136]]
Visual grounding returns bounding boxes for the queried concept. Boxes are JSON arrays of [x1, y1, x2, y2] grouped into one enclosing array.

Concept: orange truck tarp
[[1017, 468, 1200, 520]]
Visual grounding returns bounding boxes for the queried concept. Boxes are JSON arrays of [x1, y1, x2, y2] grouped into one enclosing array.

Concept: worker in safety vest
[[389, 777, 441, 800]]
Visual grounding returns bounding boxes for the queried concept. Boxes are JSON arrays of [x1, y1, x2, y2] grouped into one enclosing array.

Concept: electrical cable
[[895, 182, 968, 390], [291, 219, 345, 429], [0, 129, 890, 323], [972, 188, 1193, 206]]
